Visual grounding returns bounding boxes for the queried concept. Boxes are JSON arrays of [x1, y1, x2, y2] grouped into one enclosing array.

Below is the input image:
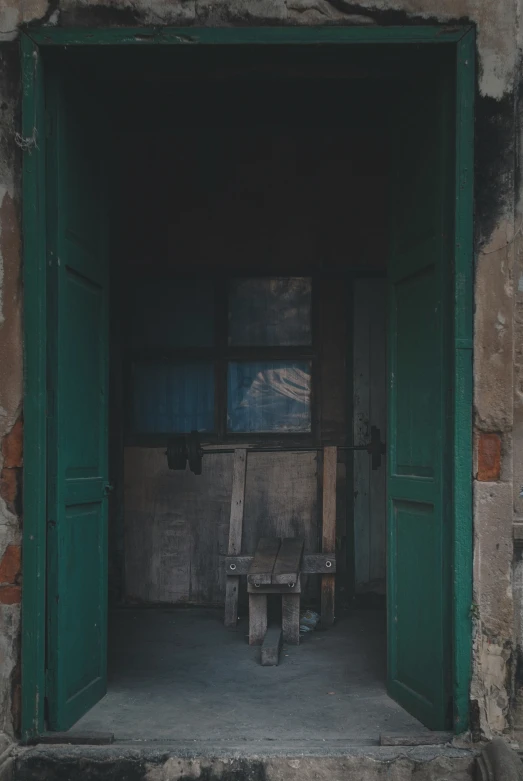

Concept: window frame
[[123, 271, 320, 446]]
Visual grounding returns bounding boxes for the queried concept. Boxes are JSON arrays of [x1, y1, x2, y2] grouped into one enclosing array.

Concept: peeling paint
[[0, 0, 517, 98]]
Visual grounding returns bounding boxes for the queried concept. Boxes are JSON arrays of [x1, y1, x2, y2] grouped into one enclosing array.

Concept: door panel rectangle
[[63, 503, 104, 701], [392, 266, 439, 480], [391, 499, 441, 705], [63, 268, 104, 479]]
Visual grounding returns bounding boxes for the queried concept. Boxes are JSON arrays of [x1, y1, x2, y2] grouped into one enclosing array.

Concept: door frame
[[20, 24, 475, 741]]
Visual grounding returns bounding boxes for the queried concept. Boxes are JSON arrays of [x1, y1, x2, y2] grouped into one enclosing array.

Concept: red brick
[[0, 585, 21, 605], [0, 545, 21, 584], [0, 468, 18, 505], [477, 433, 502, 481], [2, 418, 23, 469]]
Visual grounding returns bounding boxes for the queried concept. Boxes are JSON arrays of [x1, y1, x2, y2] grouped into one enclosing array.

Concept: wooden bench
[[224, 447, 338, 663], [247, 537, 304, 646]]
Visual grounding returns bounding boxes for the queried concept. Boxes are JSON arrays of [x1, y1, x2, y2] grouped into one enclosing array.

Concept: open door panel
[[45, 73, 109, 730], [387, 68, 453, 729]]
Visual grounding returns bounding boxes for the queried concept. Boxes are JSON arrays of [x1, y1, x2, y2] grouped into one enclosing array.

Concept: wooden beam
[[261, 627, 283, 666], [248, 594, 267, 645], [282, 593, 301, 645], [225, 553, 336, 576], [321, 446, 337, 629], [247, 580, 301, 595], [224, 449, 247, 628]]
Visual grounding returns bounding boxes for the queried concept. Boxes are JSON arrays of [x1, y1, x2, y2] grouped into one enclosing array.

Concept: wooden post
[[248, 594, 267, 645], [224, 449, 247, 628], [321, 446, 337, 628], [282, 593, 301, 645]]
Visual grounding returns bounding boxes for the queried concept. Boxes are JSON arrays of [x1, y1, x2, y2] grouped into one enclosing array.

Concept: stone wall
[[0, 0, 522, 742]]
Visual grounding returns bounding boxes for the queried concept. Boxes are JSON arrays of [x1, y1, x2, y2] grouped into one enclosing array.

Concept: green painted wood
[[20, 26, 475, 737], [452, 28, 475, 734], [21, 32, 48, 742], [387, 65, 453, 729], [45, 70, 109, 731], [27, 25, 472, 47]]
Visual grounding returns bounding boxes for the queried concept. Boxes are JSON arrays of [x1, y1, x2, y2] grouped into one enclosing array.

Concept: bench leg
[[282, 593, 300, 645], [249, 594, 267, 645], [225, 577, 239, 628]]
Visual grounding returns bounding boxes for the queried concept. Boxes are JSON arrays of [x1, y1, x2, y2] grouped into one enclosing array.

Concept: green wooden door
[[46, 74, 109, 730], [387, 70, 453, 729]]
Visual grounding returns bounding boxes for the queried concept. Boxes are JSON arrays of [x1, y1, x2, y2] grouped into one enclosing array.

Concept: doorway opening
[[21, 31, 474, 744]]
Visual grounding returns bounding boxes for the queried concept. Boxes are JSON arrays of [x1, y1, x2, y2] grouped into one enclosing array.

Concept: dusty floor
[[70, 607, 429, 745]]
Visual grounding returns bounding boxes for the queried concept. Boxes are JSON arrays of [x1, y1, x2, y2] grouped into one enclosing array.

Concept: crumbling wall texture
[[0, 0, 522, 742], [0, 41, 22, 740]]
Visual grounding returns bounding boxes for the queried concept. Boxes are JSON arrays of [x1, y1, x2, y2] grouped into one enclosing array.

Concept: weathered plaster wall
[[0, 0, 521, 744], [0, 41, 22, 742]]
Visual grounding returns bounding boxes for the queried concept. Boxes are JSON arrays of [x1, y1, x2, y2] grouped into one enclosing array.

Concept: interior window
[[227, 360, 312, 433], [228, 277, 312, 346], [126, 276, 313, 437]]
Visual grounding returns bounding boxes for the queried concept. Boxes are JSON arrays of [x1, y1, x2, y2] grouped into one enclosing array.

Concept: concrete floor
[[70, 607, 430, 745]]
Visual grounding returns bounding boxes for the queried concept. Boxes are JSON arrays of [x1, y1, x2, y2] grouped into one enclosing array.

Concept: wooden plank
[[248, 580, 301, 595], [272, 538, 304, 585], [225, 555, 253, 576], [248, 593, 267, 645], [225, 449, 247, 628], [380, 733, 453, 747], [303, 553, 336, 574], [247, 537, 281, 586], [282, 593, 301, 645], [321, 446, 337, 629], [261, 627, 283, 666], [226, 553, 336, 576], [322, 447, 337, 552], [228, 449, 247, 556]]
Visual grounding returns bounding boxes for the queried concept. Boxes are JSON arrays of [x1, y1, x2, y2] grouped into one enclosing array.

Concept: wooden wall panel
[[124, 448, 233, 604], [124, 448, 319, 605]]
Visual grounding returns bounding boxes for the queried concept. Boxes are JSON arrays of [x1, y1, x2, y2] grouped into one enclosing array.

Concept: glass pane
[[132, 362, 214, 434], [227, 361, 311, 433], [130, 279, 214, 349], [228, 277, 312, 346]]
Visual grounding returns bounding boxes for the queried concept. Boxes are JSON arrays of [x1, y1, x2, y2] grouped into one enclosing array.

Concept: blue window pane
[[227, 361, 311, 433], [130, 280, 214, 349], [228, 277, 312, 346], [132, 362, 214, 434]]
